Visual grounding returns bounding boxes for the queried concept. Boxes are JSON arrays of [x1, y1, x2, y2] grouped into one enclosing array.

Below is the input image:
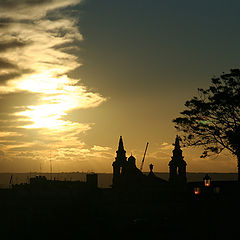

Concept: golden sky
[[0, 0, 239, 173]]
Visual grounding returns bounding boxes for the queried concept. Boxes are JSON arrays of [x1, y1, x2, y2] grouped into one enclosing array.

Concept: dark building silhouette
[[146, 164, 168, 187], [13, 173, 98, 190], [148, 164, 154, 177], [112, 136, 144, 188], [169, 135, 187, 185], [112, 136, 168, 188], [112, 136, 127, 187], [121, 154, 145, 188], [86, 173, 98, 188]]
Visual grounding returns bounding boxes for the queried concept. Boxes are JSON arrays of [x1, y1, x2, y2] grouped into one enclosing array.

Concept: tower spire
[[116, 136, 126, 158], [112, 136, 127, 187], [174, 135, 181, 149], [118, 136, 124, 151], [169, 135, 187, 184], [173, 135, 182, 156]]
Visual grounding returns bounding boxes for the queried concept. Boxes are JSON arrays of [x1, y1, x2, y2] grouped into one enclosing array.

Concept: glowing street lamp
[[203, 174, 211, 187], [194, 187, 200, 195]]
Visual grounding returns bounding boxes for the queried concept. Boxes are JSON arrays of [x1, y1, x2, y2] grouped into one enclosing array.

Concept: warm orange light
[[203, 174, 211, 187], [204, 180, 210, 187], [194, 187, 200, 195]]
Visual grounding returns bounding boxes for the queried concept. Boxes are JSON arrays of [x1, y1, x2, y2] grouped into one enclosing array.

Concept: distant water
[[0, 172, 237, 188]]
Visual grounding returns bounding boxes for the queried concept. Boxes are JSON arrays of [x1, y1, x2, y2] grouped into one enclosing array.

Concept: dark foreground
[[0, 184, 239, 240]]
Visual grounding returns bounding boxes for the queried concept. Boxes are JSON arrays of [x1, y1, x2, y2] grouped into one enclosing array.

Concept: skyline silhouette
[[2, 134, 239, 240]]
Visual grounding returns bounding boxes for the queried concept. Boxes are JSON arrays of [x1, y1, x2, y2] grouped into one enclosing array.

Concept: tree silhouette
[[173, 69, 240, 181]]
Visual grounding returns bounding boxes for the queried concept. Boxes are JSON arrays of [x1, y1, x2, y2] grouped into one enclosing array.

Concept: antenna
[[50, 159, 52, 180], [140, 142, 149, 171], [49, 151, 53, 180], [9, 175, 13, 188]]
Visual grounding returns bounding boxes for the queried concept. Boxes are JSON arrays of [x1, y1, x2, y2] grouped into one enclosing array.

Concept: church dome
[[128, 155, 136, 165]]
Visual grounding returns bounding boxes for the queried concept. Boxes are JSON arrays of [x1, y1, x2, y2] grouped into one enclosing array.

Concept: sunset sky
[[0, 0, 240, 173]]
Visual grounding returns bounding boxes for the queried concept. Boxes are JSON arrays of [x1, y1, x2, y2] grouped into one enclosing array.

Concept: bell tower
[[169, 136, 187, 185], [112, 136, 127, 187]]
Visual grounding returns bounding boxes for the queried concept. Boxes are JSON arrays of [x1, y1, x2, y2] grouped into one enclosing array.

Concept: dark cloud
[[0, 68, 33, 84], [0, 40, 27, 52], [0, 18, 12, 28], [0, 58, 18, 69], [0, 58, 20, 84], [0, 141, 20, 146], [0, 40, 33, 84], [0, 72, 21, 83], [0, 0, 54, 8], [0, 91, 42, 112]]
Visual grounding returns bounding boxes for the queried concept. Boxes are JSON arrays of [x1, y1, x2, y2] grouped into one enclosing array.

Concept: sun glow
[[15, 104, 66, 129], [13, 73, 105, 131], [16, 73, 76, 94]]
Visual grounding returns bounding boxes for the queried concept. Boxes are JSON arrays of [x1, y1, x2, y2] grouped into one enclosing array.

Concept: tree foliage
[[173, 69, 240, 159]]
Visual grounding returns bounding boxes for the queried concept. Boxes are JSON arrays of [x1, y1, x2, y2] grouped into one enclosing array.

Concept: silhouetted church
[[112, 135, 187, 188], [169, 135, 187, 185], [112, 136, 144, 188]]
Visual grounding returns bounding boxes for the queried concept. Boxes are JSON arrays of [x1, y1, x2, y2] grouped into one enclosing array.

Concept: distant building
[[13, 173, 98, 191], [169, 136, 187, 185], [112, 136, 168, 188]]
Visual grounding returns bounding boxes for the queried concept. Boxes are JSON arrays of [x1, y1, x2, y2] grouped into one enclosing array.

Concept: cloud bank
[[0, 0, 107, 171]]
